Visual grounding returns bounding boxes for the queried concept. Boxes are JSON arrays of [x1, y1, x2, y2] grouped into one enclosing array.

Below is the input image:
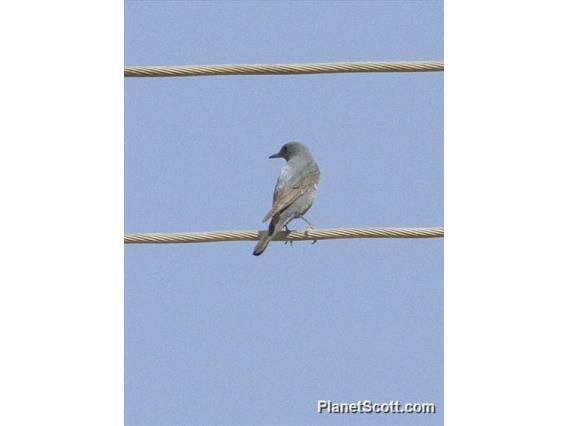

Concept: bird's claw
[[283, 226, 293, 246], [282, 222, 318, 246], [302, 228, 318, 245]]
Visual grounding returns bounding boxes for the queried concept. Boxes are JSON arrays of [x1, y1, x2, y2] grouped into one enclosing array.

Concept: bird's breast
[[279, 164, 293, 181]]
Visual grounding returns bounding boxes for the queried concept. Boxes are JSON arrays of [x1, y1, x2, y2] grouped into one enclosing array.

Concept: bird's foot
[[301, 227, 317, 244], [300, 217, 318, 244], [283, 225, 293, 246]]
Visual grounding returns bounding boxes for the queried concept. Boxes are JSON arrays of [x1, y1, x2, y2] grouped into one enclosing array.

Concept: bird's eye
[[282, 146, 287, 151]]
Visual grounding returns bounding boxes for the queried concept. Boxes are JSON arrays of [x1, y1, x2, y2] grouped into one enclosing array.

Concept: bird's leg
[[300, 216, 316, 229], [283, 225, 293, 246], [300, 216, 318, 244]]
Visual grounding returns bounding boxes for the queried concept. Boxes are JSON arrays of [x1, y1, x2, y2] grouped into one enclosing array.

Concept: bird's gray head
[[268, 142, 311, 162]]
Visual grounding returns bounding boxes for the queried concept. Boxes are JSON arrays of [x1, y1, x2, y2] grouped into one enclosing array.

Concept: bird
[[253, 142, 320, 256]]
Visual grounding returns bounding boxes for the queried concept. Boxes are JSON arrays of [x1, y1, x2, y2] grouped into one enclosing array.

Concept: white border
[[1, 2, 123, 425], [446, 2, 568, 424]]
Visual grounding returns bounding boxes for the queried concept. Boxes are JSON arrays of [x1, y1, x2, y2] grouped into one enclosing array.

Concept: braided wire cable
[[125, 227, 443, 244], [125, 60, 443, 78]]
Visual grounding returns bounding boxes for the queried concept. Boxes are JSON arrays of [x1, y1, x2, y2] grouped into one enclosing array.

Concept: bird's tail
[[253, 217, 280, 256], [253, 233, 271, 256]]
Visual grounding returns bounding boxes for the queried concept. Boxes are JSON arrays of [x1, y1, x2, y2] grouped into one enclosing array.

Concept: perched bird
[[253, 142, 320, 256]]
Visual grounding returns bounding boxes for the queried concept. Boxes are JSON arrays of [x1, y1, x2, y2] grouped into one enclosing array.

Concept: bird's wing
[[262, 171, 319, 223]]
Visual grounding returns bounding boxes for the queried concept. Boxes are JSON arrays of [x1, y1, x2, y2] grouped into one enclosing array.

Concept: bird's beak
[[268, 152, 282, 159]]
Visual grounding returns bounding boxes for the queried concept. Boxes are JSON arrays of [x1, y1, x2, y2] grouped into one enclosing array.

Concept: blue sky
[[125, 1, 443, 425]]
